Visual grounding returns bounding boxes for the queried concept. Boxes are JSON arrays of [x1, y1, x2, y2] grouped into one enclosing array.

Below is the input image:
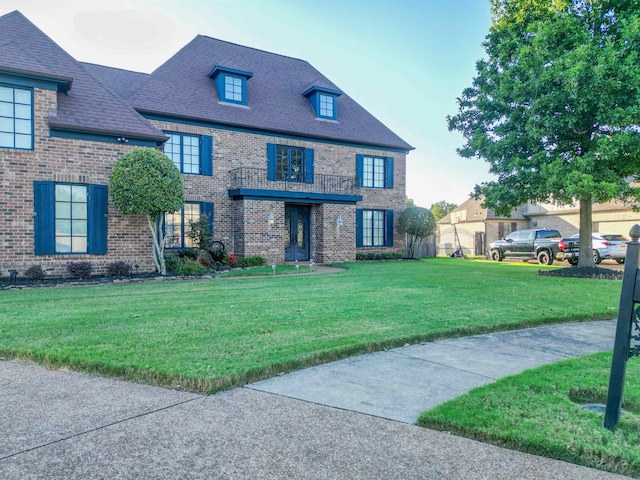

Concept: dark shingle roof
[[81, 62, 149, 99], [127, 35, 413, 151], [0, 11, 166, 142]]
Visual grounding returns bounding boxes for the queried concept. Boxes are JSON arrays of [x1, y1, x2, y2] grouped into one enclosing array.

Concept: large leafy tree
[[398, 206, 436, 258], [430, 201, 458, 222], [110, 148, 185, 275], [449, 0, 640, 267]]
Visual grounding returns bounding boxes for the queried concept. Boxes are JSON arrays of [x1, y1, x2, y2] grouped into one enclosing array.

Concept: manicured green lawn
[[418, 353, 640, 478], [0, 259, 620, 393]]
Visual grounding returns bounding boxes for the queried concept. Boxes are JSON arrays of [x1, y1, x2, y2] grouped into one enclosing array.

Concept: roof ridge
[[195, 34, 309, 64], [80, 61, 150, 76]]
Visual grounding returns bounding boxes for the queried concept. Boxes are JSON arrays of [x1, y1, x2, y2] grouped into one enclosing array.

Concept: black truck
[[489, 228, 562, 265]]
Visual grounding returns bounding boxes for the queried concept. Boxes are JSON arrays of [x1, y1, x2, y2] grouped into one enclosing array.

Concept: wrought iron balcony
[[228, 168, 362, 204]]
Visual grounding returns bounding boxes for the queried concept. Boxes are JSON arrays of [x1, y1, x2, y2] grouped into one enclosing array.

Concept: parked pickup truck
[[489, 228, 562, 265], [556, 233, 628, 265]]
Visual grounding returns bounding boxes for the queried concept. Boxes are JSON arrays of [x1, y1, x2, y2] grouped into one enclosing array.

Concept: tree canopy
[[110, 148, 184, 274], [430, 201, 458, 221], [449, 0, 640, 267], [398, 206, 436, 258]]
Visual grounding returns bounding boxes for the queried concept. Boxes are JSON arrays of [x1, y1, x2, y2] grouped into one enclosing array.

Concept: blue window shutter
[[88, 184, 108, 255], [356, 209, 363, 247], [33, 181, 55, 255], [200, 135, 213, 176], [201, 202, 214, 235], [385, 157, 394, 189], [355, 154, 364, 187], [304, 148, 314, 183], [385, 210, 394, 247], [267, 143, 276, 180]]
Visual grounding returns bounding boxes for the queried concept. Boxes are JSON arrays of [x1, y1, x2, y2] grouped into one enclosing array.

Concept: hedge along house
[[0, 11, 412, 276]]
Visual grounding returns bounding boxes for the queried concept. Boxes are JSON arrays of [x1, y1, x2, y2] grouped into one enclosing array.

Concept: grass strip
[[418, 352, 640, 478]]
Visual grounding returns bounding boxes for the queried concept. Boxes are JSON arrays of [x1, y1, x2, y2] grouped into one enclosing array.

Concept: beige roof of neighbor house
[[437, 196, 528, 225]]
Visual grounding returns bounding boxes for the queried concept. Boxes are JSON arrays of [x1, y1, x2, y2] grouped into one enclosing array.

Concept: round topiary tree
[[398, 206, 436, 258], [110, 147, 184, 275]]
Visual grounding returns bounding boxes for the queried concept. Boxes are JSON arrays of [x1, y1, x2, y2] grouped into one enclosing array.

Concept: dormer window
[[208, 66, 253, 106], [224, 75, 243, 102], [303, 86, 342, 121]]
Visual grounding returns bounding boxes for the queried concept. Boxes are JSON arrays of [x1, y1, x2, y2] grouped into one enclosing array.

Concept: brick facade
[[0, 92, 406, 277]]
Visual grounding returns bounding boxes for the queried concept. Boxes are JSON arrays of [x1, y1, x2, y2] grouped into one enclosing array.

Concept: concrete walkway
[[1, 320, 632, 479]]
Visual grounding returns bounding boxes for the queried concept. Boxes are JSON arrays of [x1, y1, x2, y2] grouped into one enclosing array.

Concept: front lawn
[[418, 352, 640, 478], [0, 259, 620, 392]]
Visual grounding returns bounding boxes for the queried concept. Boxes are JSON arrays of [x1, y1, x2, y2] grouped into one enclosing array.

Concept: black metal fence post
[[604, 224, 640, 430]]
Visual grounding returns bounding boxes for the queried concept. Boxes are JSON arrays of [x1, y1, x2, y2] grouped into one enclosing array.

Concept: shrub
[[356, 252, 404, 261], [67, 261, 93, 279], [164, 253, 182, 273], [223, 253, 238, 268], [198, 251, 213, 268], [209, 247, 226, 264], [238, 256, 266, 268], [176, 257, 206, 276], [24, 265, 46, 280], [177, 248, 199, 260], [107, 261, 131, 278], [187, 216, 213, 249]]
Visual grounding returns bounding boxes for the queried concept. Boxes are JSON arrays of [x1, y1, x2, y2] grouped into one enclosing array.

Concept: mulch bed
[[539, 267, 623, 280], [0, 272, 215, 290]]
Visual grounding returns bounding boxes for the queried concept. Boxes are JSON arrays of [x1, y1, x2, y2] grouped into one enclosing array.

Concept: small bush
[[24, 265, 46, 280], [187, 216, 213, 249], [238, 256, 266, 268], [164, 253, 182, 273], [176, 257, 206, 276], [356, 252, 404, 261], [67, 261, 93, 279], [223, 253, 238, 268], [209, 248, 226, 264], [107, 261, 131, 278], [198, 251, 213, 268], [177, 248, 199, 261]]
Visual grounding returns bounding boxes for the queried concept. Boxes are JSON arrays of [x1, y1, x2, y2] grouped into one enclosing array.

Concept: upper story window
[[356, 154, 394, 189], [319, 94, 335, 118], [303, 86, 342, 121], [277, 145, 305, 182], [208, 66, 253, 106], [0, 85, 33, 150], [224, 75, 243, 103], [163, 132, 213, 176], [267, 143, 314, 184]]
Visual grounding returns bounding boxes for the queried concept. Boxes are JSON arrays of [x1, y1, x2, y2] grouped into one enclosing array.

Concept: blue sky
[[2, 0, 494, 208]]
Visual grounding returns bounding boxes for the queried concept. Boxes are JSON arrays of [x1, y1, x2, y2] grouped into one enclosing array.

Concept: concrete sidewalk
[[1, 320, 631, 479]]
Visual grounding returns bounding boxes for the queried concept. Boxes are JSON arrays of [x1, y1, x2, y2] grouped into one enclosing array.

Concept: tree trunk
[[577, 198, 595, 268], [146, 214, 167, 275]]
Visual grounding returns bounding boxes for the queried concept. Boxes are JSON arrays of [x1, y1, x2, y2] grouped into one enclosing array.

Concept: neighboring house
[[437, 196, 640, 257], [0, 11, 412, 276], [436, 197, 528, 256]]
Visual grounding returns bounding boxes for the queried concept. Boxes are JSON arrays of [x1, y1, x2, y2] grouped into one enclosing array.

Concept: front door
[[285, 205, 310, 261]]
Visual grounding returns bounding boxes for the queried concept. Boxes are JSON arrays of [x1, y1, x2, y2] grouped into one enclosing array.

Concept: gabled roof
[[81, 62, 149, 99], [0, 11, 166, 142], [437, 196, 528, 224], [127, 35, 413, 151]]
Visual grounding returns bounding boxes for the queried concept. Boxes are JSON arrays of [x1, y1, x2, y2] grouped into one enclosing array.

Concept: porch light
[[336, 215, 343, 238], [267, 212, 275, 228]]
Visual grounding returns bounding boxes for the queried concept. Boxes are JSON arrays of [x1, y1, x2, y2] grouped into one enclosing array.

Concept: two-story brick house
[[0, 11, 412, 276]]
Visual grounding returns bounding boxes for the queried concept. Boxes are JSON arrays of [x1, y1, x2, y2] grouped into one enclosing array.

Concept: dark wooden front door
[[285, 205, 310, 261]]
